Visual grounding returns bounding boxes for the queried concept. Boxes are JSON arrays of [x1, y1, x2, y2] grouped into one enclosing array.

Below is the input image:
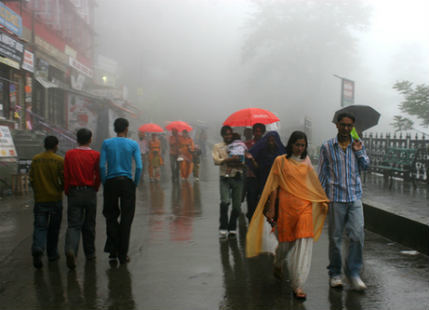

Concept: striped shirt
[[318, 136, 370, 202]]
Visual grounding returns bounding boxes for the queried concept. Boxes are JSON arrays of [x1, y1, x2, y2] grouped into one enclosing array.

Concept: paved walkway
[[0, 158, 427, 310], [362, 173, 428, 225]]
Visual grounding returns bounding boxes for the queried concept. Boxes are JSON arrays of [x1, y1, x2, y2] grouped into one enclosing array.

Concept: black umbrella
[[332, 105, 381, 132]]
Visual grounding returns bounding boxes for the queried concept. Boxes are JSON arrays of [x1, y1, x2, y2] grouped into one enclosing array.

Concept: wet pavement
[[0, 158, 428, 310]]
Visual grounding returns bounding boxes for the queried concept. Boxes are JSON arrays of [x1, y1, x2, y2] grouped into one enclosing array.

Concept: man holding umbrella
[[318, 112, 370, 291]]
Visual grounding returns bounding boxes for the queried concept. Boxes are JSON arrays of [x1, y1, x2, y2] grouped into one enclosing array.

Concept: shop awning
[[35, 76, 59, 89]]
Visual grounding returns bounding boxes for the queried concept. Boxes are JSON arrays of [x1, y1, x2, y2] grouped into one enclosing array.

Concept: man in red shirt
[[64, 128, 100, 269]]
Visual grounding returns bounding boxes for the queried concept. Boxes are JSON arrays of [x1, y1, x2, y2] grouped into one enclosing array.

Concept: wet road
[[0, 158, 428, 310]]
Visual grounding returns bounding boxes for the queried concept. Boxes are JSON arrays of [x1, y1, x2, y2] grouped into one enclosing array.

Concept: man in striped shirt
[[318, 112, 370, 291]]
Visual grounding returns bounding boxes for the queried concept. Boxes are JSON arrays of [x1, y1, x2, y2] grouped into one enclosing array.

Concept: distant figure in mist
[[148, 133, 163, 182], [169, 128, 180, 182], [178, 129, 195, 181], [100, 118, 142, 266], [138, 132, 149, 183], [30, 136, 64, 269]]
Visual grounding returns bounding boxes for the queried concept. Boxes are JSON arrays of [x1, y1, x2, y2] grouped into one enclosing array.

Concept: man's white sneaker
[[330, 276, 344, 288], [349, 276, 367, 291], [219, 230, 228, 238]]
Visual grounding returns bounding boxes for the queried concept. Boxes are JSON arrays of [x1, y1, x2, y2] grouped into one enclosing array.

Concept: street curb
[[363, 202, 429, 255]]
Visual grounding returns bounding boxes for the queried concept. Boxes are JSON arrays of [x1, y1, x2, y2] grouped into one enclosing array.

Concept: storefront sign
[[0, 125, 17, 158], [341, 78, 355, 107], [35, 36, 68, 65], [22, 50, 34, 72], [69, 57, 93, 78], [0, 31, 23, 67], [0, 2, 22, 37]]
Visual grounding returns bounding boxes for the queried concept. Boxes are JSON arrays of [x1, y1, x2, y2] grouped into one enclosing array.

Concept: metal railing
[[362, 132, 429, 183]]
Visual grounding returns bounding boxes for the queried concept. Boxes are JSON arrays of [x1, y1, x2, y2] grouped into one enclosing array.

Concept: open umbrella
[[332, 105, 381, 132], [223, 108, 280, 127], [165, 121, 193, 132], [138, 123, 164, 133]]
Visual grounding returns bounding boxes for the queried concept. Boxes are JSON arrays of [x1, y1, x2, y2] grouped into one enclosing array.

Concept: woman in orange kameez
[[148, 133, 163, 182], [246, 131, 329, 300], [178, 130, 194, 180]]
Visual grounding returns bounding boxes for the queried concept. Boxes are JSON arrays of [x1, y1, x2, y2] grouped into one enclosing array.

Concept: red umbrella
[[165, 121, 193, 132], [223, 108, 280, 127], [138, 123, 164, 133]]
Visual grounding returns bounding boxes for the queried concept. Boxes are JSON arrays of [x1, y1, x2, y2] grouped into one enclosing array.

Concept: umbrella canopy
[[223, 108, 280, 127], [165, 121, 193, 132], [138, 123, 164, 133], [332, 105, 381, 132]]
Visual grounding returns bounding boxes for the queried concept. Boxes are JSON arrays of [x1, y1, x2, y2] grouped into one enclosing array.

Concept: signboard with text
[[0, 30, 23, 68], [341, 78, 355, 107], [0, 125, 17, 159], [0, 2, 22, 37]]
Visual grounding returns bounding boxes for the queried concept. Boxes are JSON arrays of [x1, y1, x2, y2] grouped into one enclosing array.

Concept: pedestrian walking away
[[100, 118, 142, 266], [29, 136, 64, 269], [212, 125, 245, 238], [246, 131, 329, 300], [318, 112, 370, 291], [64, 128, 101, 269]]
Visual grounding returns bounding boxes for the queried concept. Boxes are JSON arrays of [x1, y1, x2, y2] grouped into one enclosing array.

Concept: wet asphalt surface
[[0, 157, 428, 310]]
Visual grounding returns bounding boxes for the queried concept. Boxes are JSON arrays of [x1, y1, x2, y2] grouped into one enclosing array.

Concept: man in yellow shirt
[[29, 136, 64, 268]]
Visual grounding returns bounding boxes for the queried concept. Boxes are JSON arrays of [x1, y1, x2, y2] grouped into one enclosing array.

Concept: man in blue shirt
[[100, 118, 142, 265], [318, 112, 370, 291]]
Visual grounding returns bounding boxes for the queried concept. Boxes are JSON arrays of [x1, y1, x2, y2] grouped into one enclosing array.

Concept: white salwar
[[274, 237, 313, 290]]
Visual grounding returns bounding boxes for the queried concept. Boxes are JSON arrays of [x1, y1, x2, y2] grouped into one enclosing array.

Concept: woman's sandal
[[293, 289, 307, 300]]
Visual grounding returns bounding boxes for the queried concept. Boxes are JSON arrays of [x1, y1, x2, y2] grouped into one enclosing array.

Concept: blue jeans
[[328, 200, 365, 278], [65, 188, 97, 258], [219, 174, 243, 231], [32, 201, 63, 259]]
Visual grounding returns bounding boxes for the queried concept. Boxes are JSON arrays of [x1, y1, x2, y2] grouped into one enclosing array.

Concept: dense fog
[[94, 0, 429, 145]]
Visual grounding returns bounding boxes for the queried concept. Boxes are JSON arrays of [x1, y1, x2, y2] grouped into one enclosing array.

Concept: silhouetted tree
[[392, 81, 429, 131]]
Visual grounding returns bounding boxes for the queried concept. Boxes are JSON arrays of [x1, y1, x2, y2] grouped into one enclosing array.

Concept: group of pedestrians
[[212, 112, 369, 300], [30, 118, 141, 270], [168, 128, 202, 182]]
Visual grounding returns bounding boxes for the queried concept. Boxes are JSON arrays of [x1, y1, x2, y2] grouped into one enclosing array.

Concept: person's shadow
[[33, 261, 66, 308], [106, 265, 135, 310]]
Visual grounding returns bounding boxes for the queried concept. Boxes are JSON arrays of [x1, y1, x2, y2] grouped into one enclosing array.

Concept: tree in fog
[[242, 0, 371, 133], [391, 81, 429, 132]]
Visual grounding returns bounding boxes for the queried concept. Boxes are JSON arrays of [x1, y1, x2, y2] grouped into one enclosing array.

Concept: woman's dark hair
[[114, 118, 129, 133], [252, 123, 266, 134], [76, 128, 92, 145], [285, 131, 308, 159], [220, 125, 232, 137], [336, 112, 355, 123], [44, 135, 59, 150]]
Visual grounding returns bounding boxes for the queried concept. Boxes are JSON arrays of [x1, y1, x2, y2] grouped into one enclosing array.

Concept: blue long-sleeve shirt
[[99, 137, 142, 186], [318, 137, 370, 203]]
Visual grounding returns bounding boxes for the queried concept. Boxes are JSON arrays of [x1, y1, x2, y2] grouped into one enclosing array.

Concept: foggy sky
[[95, 0, 429, 144]]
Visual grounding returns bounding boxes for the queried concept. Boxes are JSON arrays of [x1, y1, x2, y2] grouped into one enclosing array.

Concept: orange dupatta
[[246, 155, 329, 258]]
